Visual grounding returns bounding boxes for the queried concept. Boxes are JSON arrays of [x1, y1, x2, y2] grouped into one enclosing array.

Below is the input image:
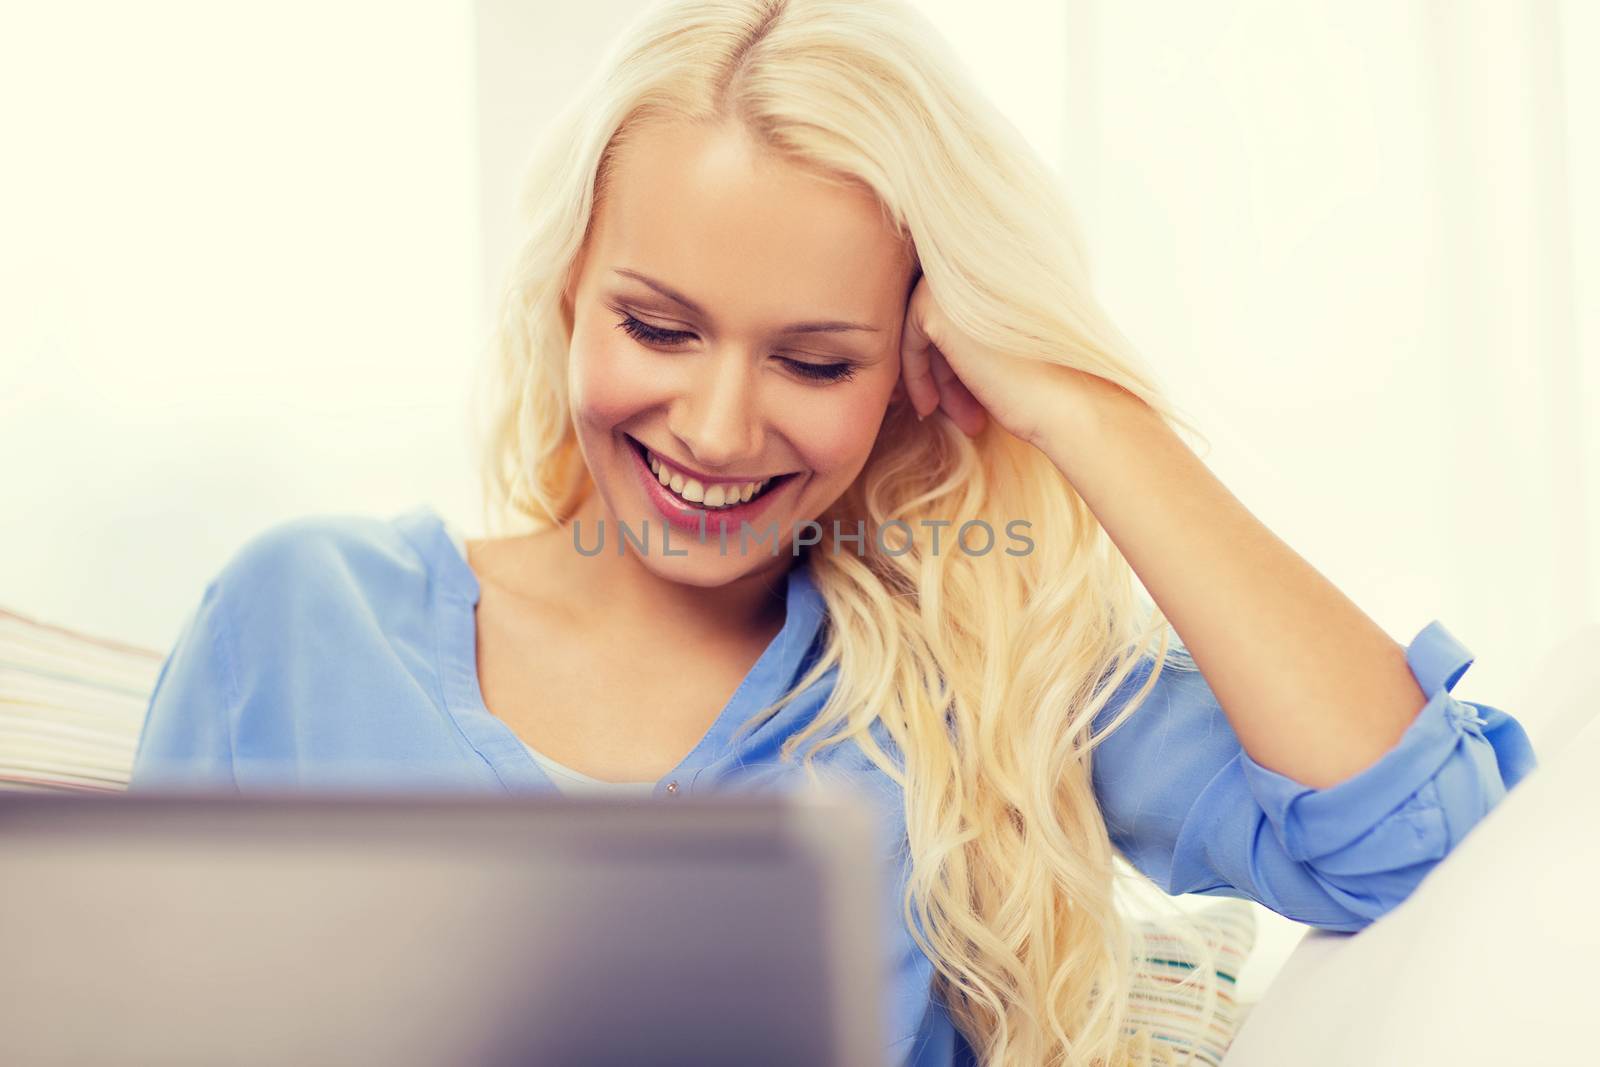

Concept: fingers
[[899, 301, 940, 420], [929, 345, 988, 437], [899, 275, 988, 437]]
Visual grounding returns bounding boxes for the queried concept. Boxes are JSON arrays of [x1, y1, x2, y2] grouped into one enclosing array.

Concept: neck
[[536, 491, 796, 645]]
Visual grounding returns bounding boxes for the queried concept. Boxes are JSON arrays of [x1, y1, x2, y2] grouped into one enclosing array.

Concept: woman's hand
[[898, 270, 1126, 451]]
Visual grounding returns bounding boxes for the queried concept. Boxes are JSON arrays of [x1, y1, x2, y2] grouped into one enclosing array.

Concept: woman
[[131, 0, 1537, 1063]]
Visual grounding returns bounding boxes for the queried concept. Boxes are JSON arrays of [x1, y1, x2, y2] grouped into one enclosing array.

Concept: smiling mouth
[[624, 435, 797, 510]]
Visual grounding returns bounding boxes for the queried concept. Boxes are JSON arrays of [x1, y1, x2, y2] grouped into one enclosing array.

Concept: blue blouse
[[129, 504, 1537, 1067]]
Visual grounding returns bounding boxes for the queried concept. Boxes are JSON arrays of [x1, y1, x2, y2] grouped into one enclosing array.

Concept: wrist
[[1037, 370, 1160, 470]]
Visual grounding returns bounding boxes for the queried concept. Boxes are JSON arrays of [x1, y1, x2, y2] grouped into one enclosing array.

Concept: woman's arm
[[1088, 619, 1536, 929], [1037, 375, 1421, 789], [899, 275, 1440, 791]]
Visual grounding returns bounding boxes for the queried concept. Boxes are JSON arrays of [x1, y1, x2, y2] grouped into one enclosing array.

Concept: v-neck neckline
[[395, 504, 827, 798]]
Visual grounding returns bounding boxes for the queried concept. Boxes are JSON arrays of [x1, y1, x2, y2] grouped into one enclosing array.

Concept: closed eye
[[615, 312, 692, 347], [784, 361, 858, 384], [613, 312, 858, 385]]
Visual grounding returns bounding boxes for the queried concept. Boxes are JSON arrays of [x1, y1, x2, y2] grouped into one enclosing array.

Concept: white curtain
[[970, 0, 1597, 734]]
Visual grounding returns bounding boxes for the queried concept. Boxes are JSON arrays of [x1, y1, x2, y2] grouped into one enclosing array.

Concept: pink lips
[[626, 437, 794, 542]]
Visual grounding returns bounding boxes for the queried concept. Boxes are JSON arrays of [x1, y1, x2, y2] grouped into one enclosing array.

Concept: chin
[[645, 554, 760, 588]]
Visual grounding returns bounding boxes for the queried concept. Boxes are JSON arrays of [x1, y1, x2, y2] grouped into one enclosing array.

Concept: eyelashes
[[611, 311, 858, 385], [612, 312, 692, 347]]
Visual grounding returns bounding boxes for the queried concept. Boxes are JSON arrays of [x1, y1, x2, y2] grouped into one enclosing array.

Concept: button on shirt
[[130, 505, 1539, 1067]]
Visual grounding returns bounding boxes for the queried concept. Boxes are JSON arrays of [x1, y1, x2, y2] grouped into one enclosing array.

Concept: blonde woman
[[131, 1, 1537, 1063]]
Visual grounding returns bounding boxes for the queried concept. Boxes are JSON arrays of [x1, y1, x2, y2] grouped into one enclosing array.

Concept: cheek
[[568, 325, 658, 430], [779, 382, 893, 479]]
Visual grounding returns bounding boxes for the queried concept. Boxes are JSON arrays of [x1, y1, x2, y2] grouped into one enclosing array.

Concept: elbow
[[1291, 772, 1510, 931], [1291, 855, 1442, 931]]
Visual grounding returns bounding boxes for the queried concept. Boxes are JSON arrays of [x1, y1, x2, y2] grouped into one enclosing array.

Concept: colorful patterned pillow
[[0, 605, 162, 793], [1124, 899, 1257, 1066]]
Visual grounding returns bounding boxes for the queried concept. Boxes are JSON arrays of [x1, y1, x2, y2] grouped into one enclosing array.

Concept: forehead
[[591, 119, 911, 318]]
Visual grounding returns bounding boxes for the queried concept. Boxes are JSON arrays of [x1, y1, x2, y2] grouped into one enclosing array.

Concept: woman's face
[[562, 118, 916, 586]]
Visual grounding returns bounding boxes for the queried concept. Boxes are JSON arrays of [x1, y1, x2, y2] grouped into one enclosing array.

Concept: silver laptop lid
[[0, 787, 888, 1067]]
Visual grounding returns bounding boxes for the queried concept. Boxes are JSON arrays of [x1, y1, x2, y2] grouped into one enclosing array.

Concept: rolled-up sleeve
[[1090, 620, 1537, 931]]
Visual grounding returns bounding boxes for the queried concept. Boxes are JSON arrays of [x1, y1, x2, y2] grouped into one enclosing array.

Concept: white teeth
[[643, 446, 777, 509]]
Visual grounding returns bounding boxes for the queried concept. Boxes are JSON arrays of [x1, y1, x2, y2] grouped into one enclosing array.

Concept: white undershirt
[[440, 516, 658, 797]]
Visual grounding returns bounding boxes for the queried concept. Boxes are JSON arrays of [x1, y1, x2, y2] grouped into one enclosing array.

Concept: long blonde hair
[[474, 1, 1215, 1063]]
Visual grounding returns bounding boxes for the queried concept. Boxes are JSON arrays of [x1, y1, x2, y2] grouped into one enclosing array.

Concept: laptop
[[0, 787, 888, 1066]]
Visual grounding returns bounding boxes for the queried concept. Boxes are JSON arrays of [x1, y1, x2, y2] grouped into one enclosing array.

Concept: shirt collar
[[401, 504, 831, 786]]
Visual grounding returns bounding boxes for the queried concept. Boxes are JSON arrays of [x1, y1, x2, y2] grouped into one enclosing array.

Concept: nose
[[666, 346, 766, 472]]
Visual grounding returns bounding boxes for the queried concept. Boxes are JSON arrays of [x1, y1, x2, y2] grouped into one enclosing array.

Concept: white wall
[[1052, 0, 1596, 723], [0, 1, 484, 650]]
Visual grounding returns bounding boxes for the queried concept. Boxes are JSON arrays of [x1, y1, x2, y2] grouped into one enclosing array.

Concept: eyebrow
[[612, 268, 882, 335]]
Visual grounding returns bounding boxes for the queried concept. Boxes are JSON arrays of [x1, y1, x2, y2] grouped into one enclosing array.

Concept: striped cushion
[[1125, 899, 1256, 1065], [0, 605, 163, 794]]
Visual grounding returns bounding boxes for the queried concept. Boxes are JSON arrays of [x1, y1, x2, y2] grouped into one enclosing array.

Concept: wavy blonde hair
[[473, 1, 1219, 1063]]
